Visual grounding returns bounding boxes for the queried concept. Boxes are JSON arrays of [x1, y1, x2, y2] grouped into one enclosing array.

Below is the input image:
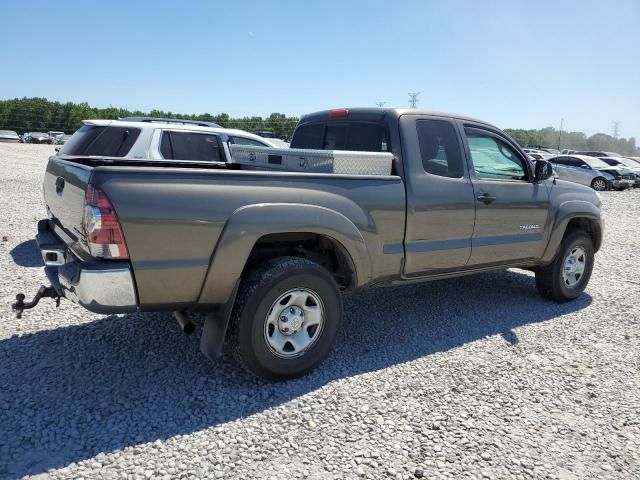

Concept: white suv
[[58, 117, 281, 162]]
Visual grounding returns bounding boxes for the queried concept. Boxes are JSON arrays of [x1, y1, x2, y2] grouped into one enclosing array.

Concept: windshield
[[618, 157, 640, 168], [585, 157, 613, 169]]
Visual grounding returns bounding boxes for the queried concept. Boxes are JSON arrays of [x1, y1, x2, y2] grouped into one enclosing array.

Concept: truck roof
[[299, 107, 498, 129]]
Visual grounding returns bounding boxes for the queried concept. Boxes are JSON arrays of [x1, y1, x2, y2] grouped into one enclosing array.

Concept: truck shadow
[[8, 239, 44, 268], [0, 269, 591, 478]]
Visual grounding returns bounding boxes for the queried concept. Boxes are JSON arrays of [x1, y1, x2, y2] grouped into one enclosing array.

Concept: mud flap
[[200, 279, 240, 361]]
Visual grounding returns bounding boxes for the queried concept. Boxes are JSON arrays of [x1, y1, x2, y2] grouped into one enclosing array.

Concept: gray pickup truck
[[14, 109, 603, 380]]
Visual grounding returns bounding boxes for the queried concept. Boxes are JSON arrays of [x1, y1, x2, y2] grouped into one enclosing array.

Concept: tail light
[[83, 185, 129, 259]]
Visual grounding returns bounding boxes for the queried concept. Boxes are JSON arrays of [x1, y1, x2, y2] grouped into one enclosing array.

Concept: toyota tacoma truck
[[13, 109, 603, 380]]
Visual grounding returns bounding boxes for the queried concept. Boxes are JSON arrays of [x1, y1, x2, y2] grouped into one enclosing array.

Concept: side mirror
[[54, 146, 60, 153], [534, 160, 553, 182]]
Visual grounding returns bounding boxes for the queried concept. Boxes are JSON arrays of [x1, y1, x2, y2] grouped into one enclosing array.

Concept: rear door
[[400, 115, 476, 275], [462, 126, 550, 266], [565, 157, 595, 185]]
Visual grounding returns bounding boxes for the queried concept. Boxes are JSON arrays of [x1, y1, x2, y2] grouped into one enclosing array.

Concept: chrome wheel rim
[[263, 288, 325, 358], [562, 246, 586, 288], [593, 179, 606, 191]]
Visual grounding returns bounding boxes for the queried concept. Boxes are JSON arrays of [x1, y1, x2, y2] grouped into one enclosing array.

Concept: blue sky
[[2, 0, 639, 139]]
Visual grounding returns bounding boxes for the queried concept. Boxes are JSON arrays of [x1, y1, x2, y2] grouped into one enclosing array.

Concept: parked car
[[525, 147, 558, 155], [54, 134, 72, 145], [47, 131, 64, 143], [598, 157, 640, 187], [549, 154, 634, 191], [561, 149, 577, 154], [527, 152, 551, 161], [0, 130, 20, 143], [577, 150, 621, 158], [14, 108, 603, 380], [30, 132, 53, 144], [56, 117, 279, 161]]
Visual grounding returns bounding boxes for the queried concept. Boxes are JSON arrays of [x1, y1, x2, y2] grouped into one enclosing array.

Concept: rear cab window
[[291, 122, 391, 152], [60, 125, 141, 157]]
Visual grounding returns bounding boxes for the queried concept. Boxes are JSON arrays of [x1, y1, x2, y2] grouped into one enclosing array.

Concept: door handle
[[476, 193, 496, 204]]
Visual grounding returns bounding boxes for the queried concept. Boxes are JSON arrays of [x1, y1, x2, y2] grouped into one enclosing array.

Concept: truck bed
[[44, 156, 406, 311]]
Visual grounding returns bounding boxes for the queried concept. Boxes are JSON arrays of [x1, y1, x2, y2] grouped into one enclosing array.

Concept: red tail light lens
[[83, 185, 129, 259]]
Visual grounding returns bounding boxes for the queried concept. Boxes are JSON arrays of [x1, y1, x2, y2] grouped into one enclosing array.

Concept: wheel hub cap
[[278, 306, 304, 335], [562, 246, 586, 287], [264, 288, 325, 358]]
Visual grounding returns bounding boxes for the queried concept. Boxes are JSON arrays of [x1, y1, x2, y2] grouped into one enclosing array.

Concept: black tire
[[229, 256, 342, 381], [535, 230, 594, 302], [590, 177, 608, 191]]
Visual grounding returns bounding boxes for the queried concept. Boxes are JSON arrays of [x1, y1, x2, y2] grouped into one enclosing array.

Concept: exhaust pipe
[[174, 311, 195, 335]]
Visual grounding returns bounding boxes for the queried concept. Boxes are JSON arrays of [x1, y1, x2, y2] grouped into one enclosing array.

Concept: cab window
[[465, 131, 527, 181], [416, 119, 464, 178], [291, 122, 390, 152]]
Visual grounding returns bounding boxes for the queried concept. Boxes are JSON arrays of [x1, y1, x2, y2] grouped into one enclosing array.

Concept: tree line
[[0, 97, 298, 140], [1, 97, 637, 154], [504, 126, 638, 156]]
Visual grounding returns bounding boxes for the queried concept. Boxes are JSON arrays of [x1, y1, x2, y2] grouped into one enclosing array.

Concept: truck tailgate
[[43, 157, 92, 253]]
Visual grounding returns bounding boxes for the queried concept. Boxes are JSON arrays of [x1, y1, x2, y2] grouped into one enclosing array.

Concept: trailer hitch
[[12, 286, 61, 319]]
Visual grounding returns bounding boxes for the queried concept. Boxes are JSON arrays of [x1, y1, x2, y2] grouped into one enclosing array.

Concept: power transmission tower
[[612, 121, 621, 139], [375, 101, 386, 107], [408, 92, 420, 108]]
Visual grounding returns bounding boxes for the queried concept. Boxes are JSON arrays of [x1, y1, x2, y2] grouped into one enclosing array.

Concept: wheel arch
[[540, 200, 603, 263], [196, 203, 371, 308]]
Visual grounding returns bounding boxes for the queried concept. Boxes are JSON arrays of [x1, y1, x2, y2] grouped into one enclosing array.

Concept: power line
[[408, 92, 420, 109]]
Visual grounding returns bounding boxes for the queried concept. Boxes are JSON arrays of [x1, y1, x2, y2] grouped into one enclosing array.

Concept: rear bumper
[[37, 220, 138, 314]]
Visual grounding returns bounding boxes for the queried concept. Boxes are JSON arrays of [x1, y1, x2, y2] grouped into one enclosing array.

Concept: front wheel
[[535, 231, 594, 302], [230, 257, 342, 381], [590, 177, 608, 191]]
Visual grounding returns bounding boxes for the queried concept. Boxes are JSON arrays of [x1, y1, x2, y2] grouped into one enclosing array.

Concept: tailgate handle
[[55, 176, 65, 195]]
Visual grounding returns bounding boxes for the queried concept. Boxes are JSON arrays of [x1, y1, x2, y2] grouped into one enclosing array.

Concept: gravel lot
[[1, 142, 639, 480]]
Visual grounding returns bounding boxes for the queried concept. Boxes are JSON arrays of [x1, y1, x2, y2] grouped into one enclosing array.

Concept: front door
[[463, 127, 551, 266], [400, 115, 476, 276]]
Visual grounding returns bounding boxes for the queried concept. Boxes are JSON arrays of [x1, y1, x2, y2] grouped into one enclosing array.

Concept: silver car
[[598, 157, 640, 188], [0, 130, 20, 143], [549, 154, 634, 191]]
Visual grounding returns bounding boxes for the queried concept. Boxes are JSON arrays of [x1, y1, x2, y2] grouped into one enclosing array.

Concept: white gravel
[[1, 142, 639, 479]]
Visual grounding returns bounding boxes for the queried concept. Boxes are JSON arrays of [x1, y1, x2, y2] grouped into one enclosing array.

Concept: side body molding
[[197, 203, 372, 306], [540, 199, 603, 263]]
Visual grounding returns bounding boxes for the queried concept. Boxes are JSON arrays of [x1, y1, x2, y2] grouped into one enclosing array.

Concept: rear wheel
[[535, 231, 594, 302], [230, 257, 342, 381], [591, 177, 608, 191]]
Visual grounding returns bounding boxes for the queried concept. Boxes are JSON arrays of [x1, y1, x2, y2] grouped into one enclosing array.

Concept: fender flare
[[540, 200, 603, 263], [197, 203, 371, 307]]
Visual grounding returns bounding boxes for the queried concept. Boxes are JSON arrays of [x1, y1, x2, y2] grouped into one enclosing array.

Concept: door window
[[160, 131, 221, 161], [231, 136, 269, 147], [416, 119, 464, 178], [466, 131, 527, 181]]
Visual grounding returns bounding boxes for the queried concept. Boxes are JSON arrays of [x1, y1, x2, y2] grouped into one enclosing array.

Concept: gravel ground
[[0, 143, 639, 480]]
